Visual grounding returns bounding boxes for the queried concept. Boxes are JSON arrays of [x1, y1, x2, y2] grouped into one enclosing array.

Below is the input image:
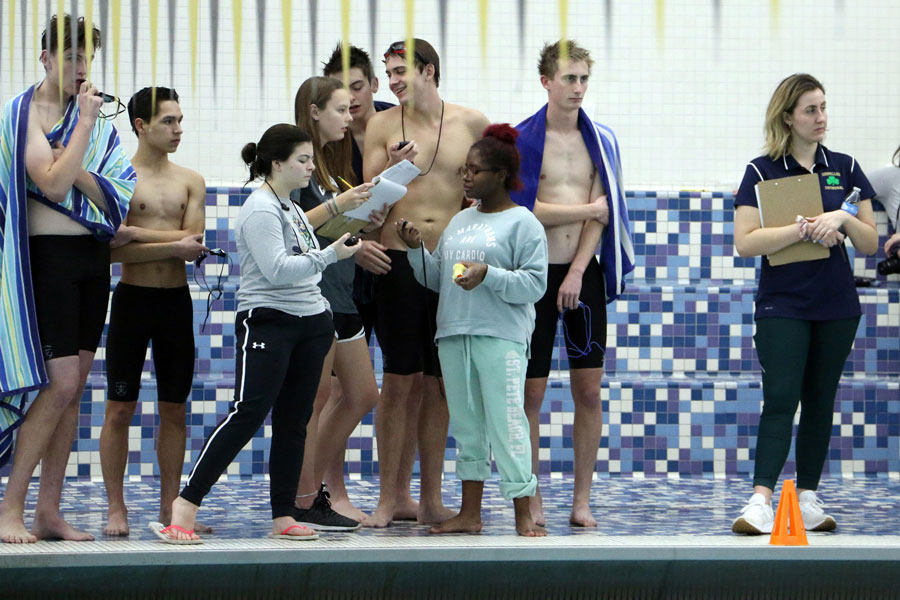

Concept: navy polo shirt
[[734, 144, 875, 321], [351, 100, 395, 183]]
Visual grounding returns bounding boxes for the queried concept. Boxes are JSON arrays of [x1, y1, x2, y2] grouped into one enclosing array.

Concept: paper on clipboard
[[754, 173, 830, 266], [342, 160, 420, 219]]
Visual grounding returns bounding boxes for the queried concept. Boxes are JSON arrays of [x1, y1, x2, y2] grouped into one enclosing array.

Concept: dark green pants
[[752, 316, 860, 491]]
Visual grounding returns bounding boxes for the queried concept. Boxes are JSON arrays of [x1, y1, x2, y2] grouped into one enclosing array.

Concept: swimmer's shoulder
[[170, 162, 207, 191], [365, 107, 402, 145], [150, 161, 206, 191], [445, 103, 490, 137], [367, 105, 402, 128]]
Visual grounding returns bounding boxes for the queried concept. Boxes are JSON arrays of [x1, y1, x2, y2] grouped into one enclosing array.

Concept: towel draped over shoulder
[[0, 84, 134, 467], [511, 104, 634, 304]]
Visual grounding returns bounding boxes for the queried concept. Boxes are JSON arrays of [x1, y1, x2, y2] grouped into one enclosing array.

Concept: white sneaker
[[798, 490, 837, 532], [732, 493, 774, 534]]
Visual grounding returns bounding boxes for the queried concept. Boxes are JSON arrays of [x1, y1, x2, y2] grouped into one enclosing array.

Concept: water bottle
[[841, 187, 861, 217]]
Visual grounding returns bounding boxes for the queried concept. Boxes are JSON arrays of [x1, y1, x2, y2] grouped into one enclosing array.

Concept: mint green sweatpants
[[438, 335, 537, 500]]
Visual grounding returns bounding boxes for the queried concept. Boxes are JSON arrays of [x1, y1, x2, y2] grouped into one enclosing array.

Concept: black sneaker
[[292, 485, 361, 531]]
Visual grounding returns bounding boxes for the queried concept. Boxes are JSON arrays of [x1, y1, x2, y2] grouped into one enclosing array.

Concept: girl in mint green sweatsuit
[[397, 124, 548, 536]]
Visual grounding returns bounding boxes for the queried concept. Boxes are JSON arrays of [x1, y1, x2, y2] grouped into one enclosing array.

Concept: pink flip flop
[[149, 521, 203, 545], [269, 524, 319, 541]]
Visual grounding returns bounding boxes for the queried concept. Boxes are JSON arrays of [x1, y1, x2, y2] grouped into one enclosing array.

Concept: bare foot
[[392, 497, 419, 521], [193, 522, 214, 534], [517, 519, 547, 537], [428, 513, 483, 534], [515, 496, 547, 536], [569, 503, 597, 528], [530, 490, 545, 527], [417, 503, 457, 525], [0, 510, 37, 544], [362, 505, 394, 528], [331, 497, 369, 523], [31, 513, 94, 541], [102, 508, 130, 536]]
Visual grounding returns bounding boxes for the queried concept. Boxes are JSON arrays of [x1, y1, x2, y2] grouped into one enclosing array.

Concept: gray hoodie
[[236, 186, 336, 317], [408, 205, 548, 351]]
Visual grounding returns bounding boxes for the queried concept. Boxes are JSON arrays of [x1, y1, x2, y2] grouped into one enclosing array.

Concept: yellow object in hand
[[453, 263, 466, 281]]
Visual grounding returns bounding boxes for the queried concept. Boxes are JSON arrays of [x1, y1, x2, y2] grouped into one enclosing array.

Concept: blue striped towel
[[510, 104, 635, 303], [0, 84, 135, 467]]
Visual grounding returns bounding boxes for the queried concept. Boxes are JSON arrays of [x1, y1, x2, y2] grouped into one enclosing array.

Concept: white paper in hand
[[379, 160, 421, 186], [343, 160, 421, 220]]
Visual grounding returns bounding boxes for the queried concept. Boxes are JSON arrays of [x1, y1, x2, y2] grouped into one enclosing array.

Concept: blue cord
[[560, 301, 605, 359], [193, 253, 233, 333]]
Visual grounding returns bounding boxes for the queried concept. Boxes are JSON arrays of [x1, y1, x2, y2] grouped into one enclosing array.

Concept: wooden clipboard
[[755, 173, 830, 266], [315, 214, 370, 239]]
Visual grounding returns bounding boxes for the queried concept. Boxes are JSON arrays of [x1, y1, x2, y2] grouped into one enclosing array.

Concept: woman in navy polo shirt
[[730, 74, 878, 535]]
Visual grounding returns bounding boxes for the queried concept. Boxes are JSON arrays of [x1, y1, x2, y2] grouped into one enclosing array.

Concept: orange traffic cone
[[769, 479, 808, 546]]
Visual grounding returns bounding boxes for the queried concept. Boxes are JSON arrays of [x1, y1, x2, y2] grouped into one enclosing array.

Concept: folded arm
[[805, 200, 878, 256], [113, 173, 207, 251], [25, 113, 103, 205], [733, 205, 807, 257], [111, 235, 208, 264], [533, 197, 606, 227]]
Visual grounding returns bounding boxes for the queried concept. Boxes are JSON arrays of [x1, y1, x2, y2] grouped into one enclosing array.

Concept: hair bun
[[240, 142, 258, 166], [483, 123, 518, 144]]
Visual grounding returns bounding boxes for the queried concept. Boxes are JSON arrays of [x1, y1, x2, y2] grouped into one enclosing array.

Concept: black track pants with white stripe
[[180, 308, 334, 518]]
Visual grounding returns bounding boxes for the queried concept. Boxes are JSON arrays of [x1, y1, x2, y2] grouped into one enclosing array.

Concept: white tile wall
[[1, 0, 898, 189]]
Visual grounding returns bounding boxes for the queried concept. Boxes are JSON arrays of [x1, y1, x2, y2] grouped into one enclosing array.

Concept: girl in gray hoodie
[[397, 124, 548, 536], [152, 124, 360, 544]]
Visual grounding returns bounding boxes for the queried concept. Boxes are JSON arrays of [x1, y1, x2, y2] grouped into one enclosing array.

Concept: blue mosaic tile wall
[[2, 188, 897, 481]]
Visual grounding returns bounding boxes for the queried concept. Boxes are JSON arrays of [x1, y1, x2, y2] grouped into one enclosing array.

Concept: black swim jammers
[[527, 259, 607, 379], [373, 249, 442, 377], [106, 282, 195, 403], [29, 235, 111, 361]]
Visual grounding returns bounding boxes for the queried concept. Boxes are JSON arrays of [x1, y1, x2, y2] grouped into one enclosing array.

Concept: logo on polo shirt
[[251, 342, 267, 350], [820, 171, 844, 190], [822, 172, 843, 190]]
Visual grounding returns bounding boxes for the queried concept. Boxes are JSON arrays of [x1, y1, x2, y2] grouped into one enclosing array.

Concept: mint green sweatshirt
[[407, 205, 548, 351]]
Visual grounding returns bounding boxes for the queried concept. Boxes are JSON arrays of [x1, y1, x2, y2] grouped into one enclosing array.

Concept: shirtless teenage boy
[[512, 41, 633, 527], [360, 39, 490, 527], [0, 15, 135, 543], [99, 87, 208, 536]]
